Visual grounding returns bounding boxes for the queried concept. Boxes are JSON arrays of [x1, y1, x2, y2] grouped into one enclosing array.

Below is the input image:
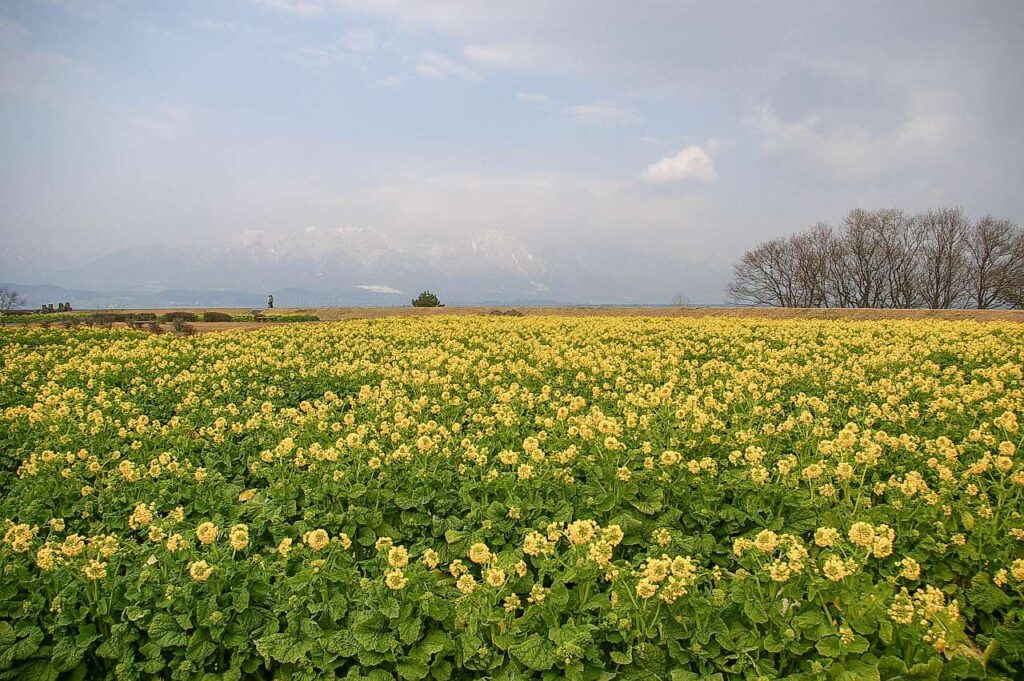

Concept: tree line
[[727, 207, 1024, 309]]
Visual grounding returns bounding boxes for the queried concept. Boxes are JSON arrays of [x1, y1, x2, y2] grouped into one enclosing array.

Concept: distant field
[[7, 306, 1023, 332]]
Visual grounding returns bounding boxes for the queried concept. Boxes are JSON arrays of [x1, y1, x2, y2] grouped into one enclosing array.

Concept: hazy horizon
[[3, 1, 1024, 306]]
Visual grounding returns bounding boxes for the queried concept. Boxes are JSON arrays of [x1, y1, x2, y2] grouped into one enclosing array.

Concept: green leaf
[[354, 615, 398, 653], [415, 630, 449, 657], [815, 636, 842, 658], [743, 599, 769, 624], [254, 633, 313, 664], [0, 626, 43, 668], [877, 655, 907, 679], [398, 617, 423, 645], [832, 659, 880, 681], [904, 658, 942, 680], [968, 573, 1011, 614], [609, 649, 632, 665], [50, 630, 98, 673], [669, 672, 700, 681], [792, 609, 826, 632], [509, 635, 557, 671], [396, 658, 429, 680], [148, 614, 188, 648], [629, 497, 662, 515]]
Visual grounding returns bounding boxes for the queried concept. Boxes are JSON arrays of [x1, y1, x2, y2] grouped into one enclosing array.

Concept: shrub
[[268, 314, 319, 322], [412, 290, 443, 307], [159, 311, 198, 322], [202, 311, 233, 322]]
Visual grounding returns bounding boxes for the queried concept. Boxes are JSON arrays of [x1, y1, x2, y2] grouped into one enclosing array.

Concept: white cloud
[[192, 18, 236, 32], [748, 93, 960, 181], [569, 102, 640, 126], [340, 28, 376, 52], [642, 145, 717, 183], [125, 105, 194, 141], [284, 29, 377, 69], [462, 42, 558, 71], [357, 284, 402, 294], [253, 0, 322, 16], [415, 49, 478, 80], [516, 91, 548, 103]]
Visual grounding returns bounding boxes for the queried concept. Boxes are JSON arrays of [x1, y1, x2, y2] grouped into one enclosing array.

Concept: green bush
[[412, 290, 443, 307], [201, 311, 233, 322], [158, 311, 199, 323]]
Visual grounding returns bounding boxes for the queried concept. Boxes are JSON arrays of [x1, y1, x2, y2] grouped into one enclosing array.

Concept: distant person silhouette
[[267, 295, 274, 309]]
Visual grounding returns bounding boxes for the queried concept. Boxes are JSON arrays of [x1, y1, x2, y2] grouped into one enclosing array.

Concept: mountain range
[[1, 227, 725, 308]]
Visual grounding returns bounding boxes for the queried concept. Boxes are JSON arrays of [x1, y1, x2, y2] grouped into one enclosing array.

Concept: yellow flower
[[898, 557, 920, 580], [468, 542, 492, 565], [188, 560, 214, 582], [815, 524, 839, 548], [652, 528, 672, 547], [60, 534, 85, 557], [421, 548, 440, 568], [277, 538, 293, 557], [3, 523, 33, 553], [484, 567, 506, 587], [385, 568, 408, 590], [388, 545, 409, 568], [35, 547, 56, 570], [228, 524, 249, 551], [195, 522, 219, 545], [304, 529, 330, 551], [754, 530, 779, 553], [84, 560, 107, 580], [848, 522, 875, 548], [456, 574, 477, 594]]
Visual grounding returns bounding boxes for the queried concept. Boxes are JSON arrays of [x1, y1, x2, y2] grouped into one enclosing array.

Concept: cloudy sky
[[2, 0, 1023, 303]]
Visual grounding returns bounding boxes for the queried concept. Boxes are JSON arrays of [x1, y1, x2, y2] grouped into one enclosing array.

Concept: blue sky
[[2, 1, 1023, 303]]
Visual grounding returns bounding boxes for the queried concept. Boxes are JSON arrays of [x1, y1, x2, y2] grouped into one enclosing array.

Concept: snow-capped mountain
[[28, 227, 554, 303]]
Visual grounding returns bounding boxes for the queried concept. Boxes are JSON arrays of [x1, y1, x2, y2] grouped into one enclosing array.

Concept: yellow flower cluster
[[635, 554, 698, 603]]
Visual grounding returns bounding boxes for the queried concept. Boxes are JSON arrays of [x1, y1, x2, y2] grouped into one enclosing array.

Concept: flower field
[[2, 317, 1024, 680]]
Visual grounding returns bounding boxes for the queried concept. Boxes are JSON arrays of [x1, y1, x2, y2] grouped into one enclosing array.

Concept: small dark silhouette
[[411, 290, 443, 307], [267, 294, 274, 309]]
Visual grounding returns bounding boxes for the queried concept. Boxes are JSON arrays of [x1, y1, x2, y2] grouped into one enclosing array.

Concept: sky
[[1, 0, 1023, 304]]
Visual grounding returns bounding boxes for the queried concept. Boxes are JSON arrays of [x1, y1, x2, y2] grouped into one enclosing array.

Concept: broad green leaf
[[509, 636, 556, 671]]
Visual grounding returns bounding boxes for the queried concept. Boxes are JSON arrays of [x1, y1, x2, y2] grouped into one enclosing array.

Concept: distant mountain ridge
[[1, 226, 727, 307]]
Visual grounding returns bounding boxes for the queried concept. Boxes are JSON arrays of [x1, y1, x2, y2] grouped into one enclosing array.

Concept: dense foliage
[[412, 292, 442, 308], [1, 317, 1023, 680]]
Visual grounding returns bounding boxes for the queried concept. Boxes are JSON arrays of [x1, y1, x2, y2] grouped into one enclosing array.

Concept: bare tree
[[727, 205, 1020, 310], [916, 207, 969, 309], [873, 209, 921, 308], [790, 224, 833, 307], [965, 216, 1022, 309], [670, 292, 691, 307], [996, 229, 1024, 309], [0, 287, 26, 314], [726, 237, 798, 306], [842, 209, 889, 308]]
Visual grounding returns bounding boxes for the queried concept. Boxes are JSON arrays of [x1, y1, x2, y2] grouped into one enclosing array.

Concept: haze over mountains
[[1, 226, 725, 308]]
